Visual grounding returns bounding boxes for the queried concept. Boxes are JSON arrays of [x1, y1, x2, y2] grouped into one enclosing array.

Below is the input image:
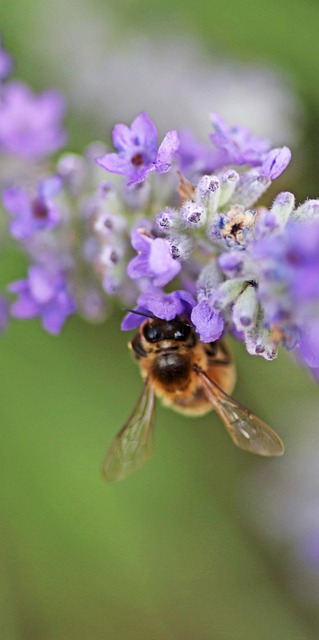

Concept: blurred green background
[[1, 1, 319, 639]]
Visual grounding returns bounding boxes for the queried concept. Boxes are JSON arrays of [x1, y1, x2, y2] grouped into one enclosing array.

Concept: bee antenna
[[123, 308, 158, 321], [123, 308, 194, 328]]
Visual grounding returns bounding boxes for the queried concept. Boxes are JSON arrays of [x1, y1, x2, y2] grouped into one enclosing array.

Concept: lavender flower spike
[[96, 112, 179, 186]]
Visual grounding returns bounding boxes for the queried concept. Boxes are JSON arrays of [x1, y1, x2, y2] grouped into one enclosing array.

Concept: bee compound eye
[[173, 324, 191, 341], [130, 334, 147, 357], [205, 341, 218, 356], [142, 323, 161, 343]]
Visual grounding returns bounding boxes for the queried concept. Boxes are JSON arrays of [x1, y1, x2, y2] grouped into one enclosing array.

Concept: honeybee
[[103, 316, 284, 482]]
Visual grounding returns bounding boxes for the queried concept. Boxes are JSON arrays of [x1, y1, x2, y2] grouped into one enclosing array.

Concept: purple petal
[[96, 152, 130, 175], [121, 306, 149, 331], [261, 146, 291, 180], [130, 229, 152, 253], [127, 254, 150, 279], [28, 266, 55, 304], [191, 300, 224, 342], [148, 238, 181, 287], [173, 290, 196, 315], [121, 289, 196, 331], [2, 186, 30, 216], [10, 295, 39, 319], [131, 112, 158, 153], [155, 130, 179, 171], [137, 291, 184, 321], [299, 324, 319, 368], [41, 288, 74, 334], [112, 123, 132, 151], [126, 166, 151, 187]]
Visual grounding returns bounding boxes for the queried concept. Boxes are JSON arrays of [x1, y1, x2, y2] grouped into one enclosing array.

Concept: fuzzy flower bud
[[195, 174, 220, 215], [180, 201, 207, 228], [218, 169, 239, 206], [156, 207, 179, 233], [232, 284, 259, 330], [211, 279, 245, 311]]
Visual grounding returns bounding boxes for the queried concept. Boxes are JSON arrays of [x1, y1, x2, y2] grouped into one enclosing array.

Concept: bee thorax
[[152, 352, 191, 388]]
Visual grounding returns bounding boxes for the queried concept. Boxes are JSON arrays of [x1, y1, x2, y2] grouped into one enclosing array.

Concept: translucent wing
[[194, 366, 284, 457], [103, 381, 156, 482]]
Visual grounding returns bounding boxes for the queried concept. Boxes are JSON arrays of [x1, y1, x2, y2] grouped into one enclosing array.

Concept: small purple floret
[[9, 265, 75, 334], [3, 176, 62, 240], [0, 81, 67, 159], [259, 146, 291, 180], [96, 112, 179, 186], [121, 289, 195, 330], [127, 229, 181, 287], [210, 113, 271, 167]]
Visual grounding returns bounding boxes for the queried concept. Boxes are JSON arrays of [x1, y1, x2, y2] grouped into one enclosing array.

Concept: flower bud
[[232, 284, 258, 329], [196, 175, 220, 215], [180, 201, 207, 228], [219, 169, 239, 206]]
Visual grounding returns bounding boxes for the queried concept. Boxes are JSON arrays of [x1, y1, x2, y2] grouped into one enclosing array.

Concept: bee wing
[[195, 367, 284, 457], [103, 381, 156, 482]]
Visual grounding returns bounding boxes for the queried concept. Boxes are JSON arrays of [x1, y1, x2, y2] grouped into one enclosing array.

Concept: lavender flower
[[121, 289, 195, 330], [253, 221, 319, 367], [210, 112, 271, 167], [9, 265, 75, 334], [191, 300, 224, 342], [0, 81, 67, 159], [127, 228, 181, 287], [96, 112, 179, 186], [1, 40, 318, 382], [3, 176, 62, 240]]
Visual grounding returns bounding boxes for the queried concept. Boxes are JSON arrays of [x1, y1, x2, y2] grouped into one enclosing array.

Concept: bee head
[[142, 318, 192, 343]]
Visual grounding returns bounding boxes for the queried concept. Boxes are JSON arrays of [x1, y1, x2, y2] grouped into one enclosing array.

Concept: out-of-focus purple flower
[[210, 113, 271, 166], [127, 228, 181, 287], [0, 81, 67, 159], [96, 112, 179, 186], [210, 113, 291, 181], [121, 289, 195, 330], [9, 265, 75, 334], [176, 129, 220, 179], [259, 146, 291, 180], [3, 176, 62, 240], [0, 39, 13, 82], [0, 295, 9, 332], [253, 221, 319, 367]]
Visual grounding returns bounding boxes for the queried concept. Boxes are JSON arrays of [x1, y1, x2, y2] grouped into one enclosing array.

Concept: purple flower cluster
[[254, 221, 319, 368], [1, 39, 319, 380]]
